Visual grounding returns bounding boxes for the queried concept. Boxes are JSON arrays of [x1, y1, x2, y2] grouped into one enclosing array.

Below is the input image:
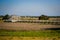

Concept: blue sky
[[0, 0, 60, 16]]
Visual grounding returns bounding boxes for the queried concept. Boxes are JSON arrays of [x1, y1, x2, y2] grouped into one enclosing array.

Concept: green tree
[[39, 15, 49, 20], [2, 14, 10, 20]]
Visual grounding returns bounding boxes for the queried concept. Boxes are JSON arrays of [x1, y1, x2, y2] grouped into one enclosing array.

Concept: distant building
[[9, 15, 38, 22], [9, 15, 21, 22], [8, 15, 60, 22]]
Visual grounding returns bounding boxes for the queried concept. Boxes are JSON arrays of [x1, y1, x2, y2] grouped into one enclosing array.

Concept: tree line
[[0, 14, 10, 20], [0, 14, 60, 21]]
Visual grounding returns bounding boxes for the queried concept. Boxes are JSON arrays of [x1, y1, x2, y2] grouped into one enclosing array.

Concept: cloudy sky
[[0, 0, 60, 16]]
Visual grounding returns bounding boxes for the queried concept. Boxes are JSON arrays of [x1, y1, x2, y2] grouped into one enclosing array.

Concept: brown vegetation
[[0, 23, 60, 30]]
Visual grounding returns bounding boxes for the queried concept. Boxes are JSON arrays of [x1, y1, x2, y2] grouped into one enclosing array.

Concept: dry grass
[[0, 36, 60, 40], [0, 22, 60, 30]]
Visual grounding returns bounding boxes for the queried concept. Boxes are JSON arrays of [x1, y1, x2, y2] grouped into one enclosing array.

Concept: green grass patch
[[0, 29, 60, 37]]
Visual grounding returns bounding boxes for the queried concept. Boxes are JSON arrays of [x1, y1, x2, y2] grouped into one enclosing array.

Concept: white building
[[9, 15, 21, 22]]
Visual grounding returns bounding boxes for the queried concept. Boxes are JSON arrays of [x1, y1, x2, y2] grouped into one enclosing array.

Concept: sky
[[0, 0, 60, 16]]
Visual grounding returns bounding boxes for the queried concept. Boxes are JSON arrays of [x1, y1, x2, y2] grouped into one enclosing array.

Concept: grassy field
[[0, 30, 60, 40], [0, 30, 60, 37]]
